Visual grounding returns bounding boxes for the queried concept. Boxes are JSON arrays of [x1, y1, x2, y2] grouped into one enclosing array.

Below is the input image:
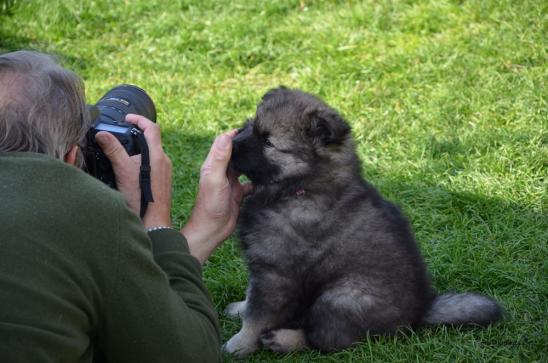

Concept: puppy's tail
[[420, 292, 503, 327]]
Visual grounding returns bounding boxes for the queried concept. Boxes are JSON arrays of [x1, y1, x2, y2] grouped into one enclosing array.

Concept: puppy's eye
[[264, 138, 274, 148], [261, 133, 274, 148]]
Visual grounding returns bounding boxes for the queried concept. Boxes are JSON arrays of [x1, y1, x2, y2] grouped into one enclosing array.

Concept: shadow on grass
[[1, 3, 40, 52], [162, 126, 545, 290], [163, 129, 545, 361], [0, 31, 95, 79], [0, 31, 37, 53]]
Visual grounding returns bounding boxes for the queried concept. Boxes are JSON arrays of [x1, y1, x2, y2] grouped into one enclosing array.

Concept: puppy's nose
[[233, 126, 251, 144]]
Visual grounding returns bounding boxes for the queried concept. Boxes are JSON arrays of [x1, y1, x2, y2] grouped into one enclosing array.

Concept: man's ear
[[64, 145, 80, 166], [304, 108, 350, 146]]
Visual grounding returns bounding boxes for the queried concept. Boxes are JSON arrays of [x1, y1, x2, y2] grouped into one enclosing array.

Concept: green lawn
[[1, 0, 546, 361]]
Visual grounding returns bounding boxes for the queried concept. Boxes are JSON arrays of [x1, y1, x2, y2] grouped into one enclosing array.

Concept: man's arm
[[96, 205, 220, 362]]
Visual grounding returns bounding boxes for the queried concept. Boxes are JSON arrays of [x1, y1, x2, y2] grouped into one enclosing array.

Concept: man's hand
[[181, 130, 253, 263], [96, 120, 251, 263], [95, 114, 173, 229]]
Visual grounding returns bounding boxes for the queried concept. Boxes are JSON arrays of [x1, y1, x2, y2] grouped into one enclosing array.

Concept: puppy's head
[[230, 86, 351, 185]]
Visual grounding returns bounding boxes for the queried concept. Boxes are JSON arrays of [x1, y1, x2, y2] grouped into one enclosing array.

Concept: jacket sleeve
[[97, 202, 221, 363]]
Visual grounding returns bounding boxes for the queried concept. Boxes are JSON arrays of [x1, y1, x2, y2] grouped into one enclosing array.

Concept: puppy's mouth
[[229, 162, 270, 185], [230, 126, 282, 185], [229, 156, 278, 186], [228, 160, 245, 178]]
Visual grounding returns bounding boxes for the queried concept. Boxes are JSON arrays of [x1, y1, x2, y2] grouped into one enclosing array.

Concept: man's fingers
[[95, 131, 130, 167], [125, 114, 162, 152], [125, 113, 159, 134]]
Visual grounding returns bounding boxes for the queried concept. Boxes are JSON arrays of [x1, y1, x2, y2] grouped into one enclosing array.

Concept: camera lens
[[97, 84, 156, 123]]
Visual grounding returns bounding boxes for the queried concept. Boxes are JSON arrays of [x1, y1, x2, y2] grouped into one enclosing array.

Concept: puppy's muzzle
[[233, 126, 251, 144], [232, 126, 252, 158]]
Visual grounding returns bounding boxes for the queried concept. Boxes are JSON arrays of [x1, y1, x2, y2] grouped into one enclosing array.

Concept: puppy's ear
[[305, 108, 350, 146]]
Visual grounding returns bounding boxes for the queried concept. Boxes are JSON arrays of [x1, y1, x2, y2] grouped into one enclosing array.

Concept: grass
[[2, 0, 546, 361]]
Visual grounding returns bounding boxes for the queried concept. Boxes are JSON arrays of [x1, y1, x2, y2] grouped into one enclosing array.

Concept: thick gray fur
[[421, 292, 502, 326], [225, 87, 502, 357]]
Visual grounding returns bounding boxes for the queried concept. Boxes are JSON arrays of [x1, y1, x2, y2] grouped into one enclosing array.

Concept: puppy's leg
[[223, 316, 270, 358], [225, 285, 251, 319], [225, 299, 247, 319], [224, 273, 299, 358], [260, 328, 309, 353], [305, 285, 403, 351]]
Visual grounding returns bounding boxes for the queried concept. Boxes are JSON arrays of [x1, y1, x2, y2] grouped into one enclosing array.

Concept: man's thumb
[[213, 134, 232, 161], [200, 133, 232, 186], [95, 131, 129, 166]]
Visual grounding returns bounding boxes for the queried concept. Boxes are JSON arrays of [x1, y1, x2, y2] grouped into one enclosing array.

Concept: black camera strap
[[132, 129, 154, 218]]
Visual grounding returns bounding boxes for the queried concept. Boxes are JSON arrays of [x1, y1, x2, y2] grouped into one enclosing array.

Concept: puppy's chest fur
[[238, 190, 343, 267]]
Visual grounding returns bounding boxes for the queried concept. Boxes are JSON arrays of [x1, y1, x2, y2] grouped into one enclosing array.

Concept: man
[[0, 50, 251, 362]]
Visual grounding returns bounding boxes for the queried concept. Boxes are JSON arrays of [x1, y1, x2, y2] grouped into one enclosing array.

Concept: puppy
[[224, 87, 502, 357]]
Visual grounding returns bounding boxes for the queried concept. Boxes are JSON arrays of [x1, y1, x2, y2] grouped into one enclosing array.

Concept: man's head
[[0, 50, 88, 165]]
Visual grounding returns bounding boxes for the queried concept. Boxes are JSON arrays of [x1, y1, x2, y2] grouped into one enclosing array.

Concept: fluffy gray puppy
[[224, 87, 502, 357]]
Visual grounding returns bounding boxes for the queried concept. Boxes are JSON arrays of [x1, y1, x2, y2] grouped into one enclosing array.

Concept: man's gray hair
[[0, 50, 88, 164]]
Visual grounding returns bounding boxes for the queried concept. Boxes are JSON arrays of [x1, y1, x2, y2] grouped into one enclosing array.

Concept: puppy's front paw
[[225, 300, 247, 319], [223, 330, 259, 358], [260, 329, 308, 353]]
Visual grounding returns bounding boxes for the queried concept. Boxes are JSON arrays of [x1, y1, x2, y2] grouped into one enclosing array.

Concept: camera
[[84, 84, 156, 216]]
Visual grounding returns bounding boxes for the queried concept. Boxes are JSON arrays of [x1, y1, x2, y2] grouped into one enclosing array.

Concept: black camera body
[[84, 84, 156, 189], [84, 84, 156, 217]]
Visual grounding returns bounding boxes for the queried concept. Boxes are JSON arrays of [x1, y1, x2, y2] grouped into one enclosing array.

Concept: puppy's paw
[[223, 330, 259, 358], [260, 329, 308, 353], [225, 300, 247, 319]]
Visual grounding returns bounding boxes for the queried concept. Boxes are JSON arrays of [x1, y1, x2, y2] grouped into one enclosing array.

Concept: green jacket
[[0, 153, 221, 362]]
